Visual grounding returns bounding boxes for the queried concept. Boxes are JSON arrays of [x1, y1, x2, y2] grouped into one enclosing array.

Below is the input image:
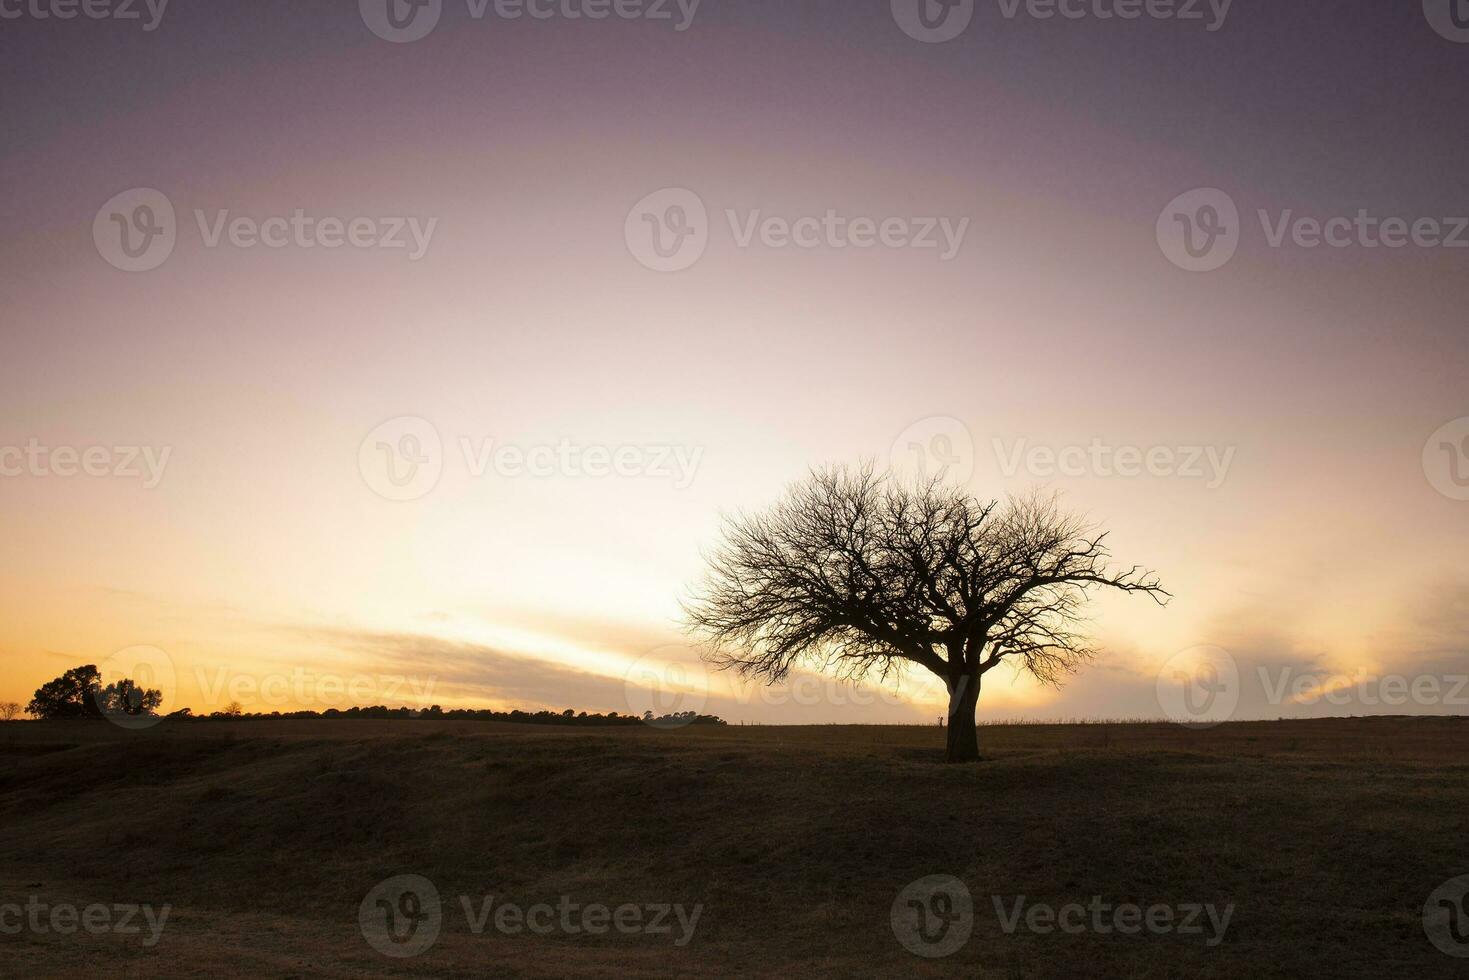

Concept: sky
[[1, 1, 1466, 725]]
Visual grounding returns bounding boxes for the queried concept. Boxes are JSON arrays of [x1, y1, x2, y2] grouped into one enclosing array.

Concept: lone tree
[[684, 464, 1168, 762]]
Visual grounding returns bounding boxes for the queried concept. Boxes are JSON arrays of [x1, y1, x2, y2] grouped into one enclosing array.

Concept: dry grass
[[1, 716, 1466, 978]]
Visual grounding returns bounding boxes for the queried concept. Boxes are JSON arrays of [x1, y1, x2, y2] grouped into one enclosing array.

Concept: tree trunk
[[945, 674, 981, 763]]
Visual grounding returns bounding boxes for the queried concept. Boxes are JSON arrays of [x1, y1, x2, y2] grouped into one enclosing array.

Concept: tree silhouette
[[27, 665, 164, 721], [99, 678, 164, 717], [27, 665, 104, 720], [684, 464, 1168, 762]]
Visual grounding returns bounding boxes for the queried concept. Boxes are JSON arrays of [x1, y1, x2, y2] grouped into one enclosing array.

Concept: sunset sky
[[1, 2, 1465, 724]]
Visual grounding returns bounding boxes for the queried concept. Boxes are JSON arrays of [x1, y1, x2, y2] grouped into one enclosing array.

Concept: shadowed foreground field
[[2, 717, 1466, 978]]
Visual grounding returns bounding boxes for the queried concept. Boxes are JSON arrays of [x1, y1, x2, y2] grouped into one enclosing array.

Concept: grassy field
[[1, 716, 1466, 978]]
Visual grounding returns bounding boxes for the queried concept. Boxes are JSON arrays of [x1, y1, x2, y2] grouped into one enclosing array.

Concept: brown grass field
[[2, 716, 1467, 978]]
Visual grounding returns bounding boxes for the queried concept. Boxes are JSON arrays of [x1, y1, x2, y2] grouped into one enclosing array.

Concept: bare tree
[[684, 463, 1168, 762], [0, 701, 21, 722]]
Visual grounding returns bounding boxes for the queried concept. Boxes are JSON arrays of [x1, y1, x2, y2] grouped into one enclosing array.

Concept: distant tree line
[[15, 664, 725, 727], [163, 705, 725, 726]]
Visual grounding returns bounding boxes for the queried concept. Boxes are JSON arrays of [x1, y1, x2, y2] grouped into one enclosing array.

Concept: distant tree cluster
[[21, 665, 725, 727], [25, 665, 162, 721]]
